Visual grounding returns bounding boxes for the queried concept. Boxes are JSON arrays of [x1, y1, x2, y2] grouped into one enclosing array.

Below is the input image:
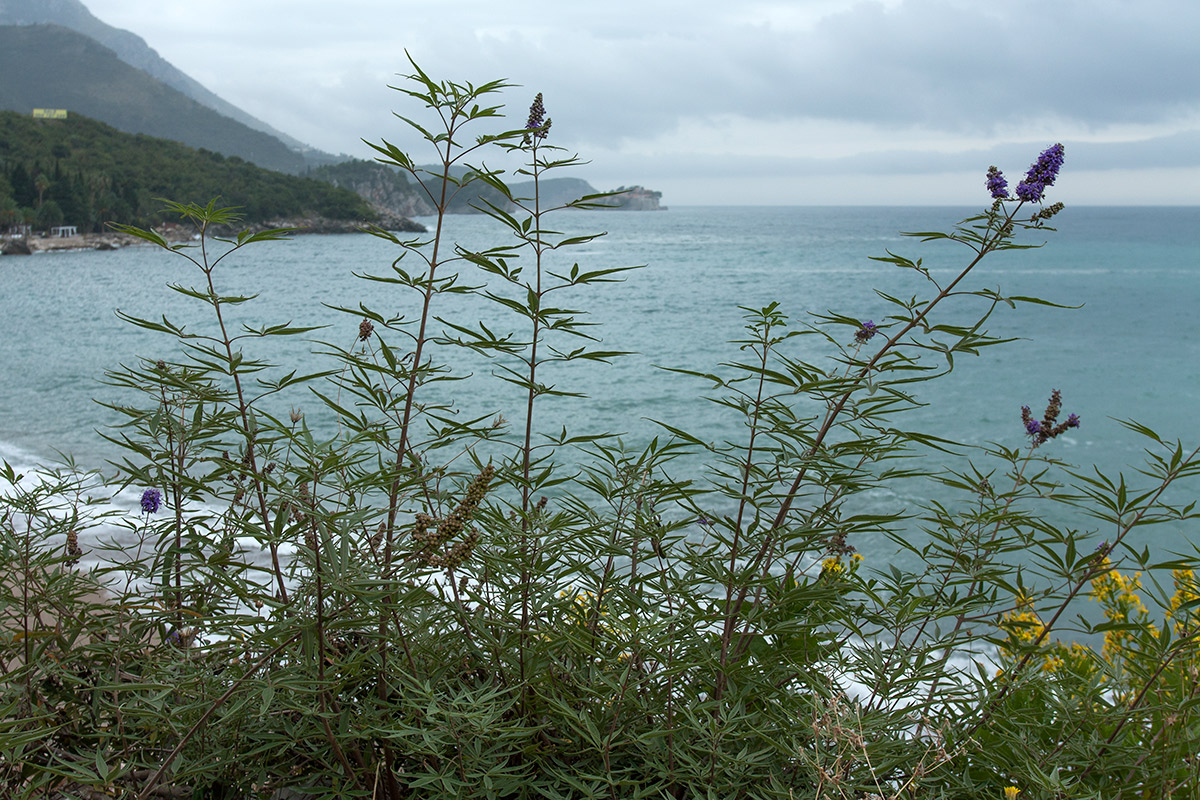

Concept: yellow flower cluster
[[999, 595, 1096, 675], [997, 562, 1200, 710], [999, 593, 1046, 658], [820, 553, 863, 579], [1169, 568, 1200, 635], [1091, 559, 1157, 666]]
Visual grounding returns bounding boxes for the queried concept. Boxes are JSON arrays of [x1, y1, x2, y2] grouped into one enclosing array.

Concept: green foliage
[[0, 110, 375, 232], [3, 62, 1199, 800]]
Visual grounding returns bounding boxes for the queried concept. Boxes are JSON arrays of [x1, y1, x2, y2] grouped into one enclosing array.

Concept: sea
[[2, 205, 1198, 574]]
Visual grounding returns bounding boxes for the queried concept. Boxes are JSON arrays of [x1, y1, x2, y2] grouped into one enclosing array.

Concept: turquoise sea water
[[2, 205, 1198, 563]]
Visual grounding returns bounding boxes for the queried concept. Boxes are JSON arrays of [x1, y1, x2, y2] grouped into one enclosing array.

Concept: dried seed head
[[65, 528, 82, 565], [1021, 390, 1080, 447]]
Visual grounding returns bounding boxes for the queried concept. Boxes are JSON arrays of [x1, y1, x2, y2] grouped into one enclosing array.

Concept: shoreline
[[1, 214, 426, 256]]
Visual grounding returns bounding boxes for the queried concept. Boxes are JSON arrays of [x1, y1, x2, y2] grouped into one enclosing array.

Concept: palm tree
[[34, 172, 50, 209]]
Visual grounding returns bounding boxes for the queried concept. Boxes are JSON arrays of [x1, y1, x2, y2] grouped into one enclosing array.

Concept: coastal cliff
[[308, 160, 436, 218]]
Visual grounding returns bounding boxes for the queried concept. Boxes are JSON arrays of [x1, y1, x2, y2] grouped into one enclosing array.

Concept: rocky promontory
[[600, 186, 666, 210]]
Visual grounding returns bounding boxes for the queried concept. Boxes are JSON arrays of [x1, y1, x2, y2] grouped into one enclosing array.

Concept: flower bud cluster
[[287, 481, 313, 526], [411, 463, 495, 568], [1021, 389, 1080, 447], [358, 318, 374, 342], [1032, 201, 1066, 223]]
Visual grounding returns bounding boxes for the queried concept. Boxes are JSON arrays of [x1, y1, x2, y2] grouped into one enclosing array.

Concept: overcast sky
[[81, 0, 1200, 205]]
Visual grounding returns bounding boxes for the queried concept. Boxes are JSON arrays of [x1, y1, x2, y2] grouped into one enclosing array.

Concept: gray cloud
[[78, 0, 1200, 203], [454, 0, 1200, 147]]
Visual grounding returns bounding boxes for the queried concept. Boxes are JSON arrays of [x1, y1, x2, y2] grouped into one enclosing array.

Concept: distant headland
[[599, 186, 666, 211]]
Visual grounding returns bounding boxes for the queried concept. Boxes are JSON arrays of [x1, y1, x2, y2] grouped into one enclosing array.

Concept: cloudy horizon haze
[[75, 0, 1200, 206]]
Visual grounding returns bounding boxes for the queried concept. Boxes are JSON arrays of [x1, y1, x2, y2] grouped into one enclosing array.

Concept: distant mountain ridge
[[0, 0, 338, 164], [0, 0, 663, 211], [0, 24, 313, 174]]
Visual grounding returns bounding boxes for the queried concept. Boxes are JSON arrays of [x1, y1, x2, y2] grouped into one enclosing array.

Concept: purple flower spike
[[1015, 143, 1065, 203], [986, 166, 1009, 199], [141, 488, 162, 515], [522, 93, 551, 144], [854, 320, 878, 344]]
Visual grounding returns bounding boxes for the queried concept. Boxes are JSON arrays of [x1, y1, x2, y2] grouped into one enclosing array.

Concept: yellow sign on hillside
[[32, 109, 68, 119]]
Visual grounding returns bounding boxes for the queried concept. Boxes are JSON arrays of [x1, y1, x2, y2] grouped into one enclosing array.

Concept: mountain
[[0, 24, 313, 174], [0, 110, 387, 233], [0, 0, 338, 164]]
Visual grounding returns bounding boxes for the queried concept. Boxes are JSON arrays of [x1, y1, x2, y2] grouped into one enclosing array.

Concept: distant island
[[600, 186, 666, 211]]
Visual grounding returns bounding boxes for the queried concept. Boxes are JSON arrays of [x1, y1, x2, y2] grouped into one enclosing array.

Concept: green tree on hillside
[[0, 111, 377, 233]]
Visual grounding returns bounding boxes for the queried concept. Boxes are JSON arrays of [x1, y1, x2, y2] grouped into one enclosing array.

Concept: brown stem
[[714, 319, 773, 706], [722, 208, 1020, 673], [197, 221, 287, 603]]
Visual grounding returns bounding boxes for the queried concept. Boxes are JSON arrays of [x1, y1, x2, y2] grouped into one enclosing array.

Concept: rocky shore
[[1, 213, 426, 256]]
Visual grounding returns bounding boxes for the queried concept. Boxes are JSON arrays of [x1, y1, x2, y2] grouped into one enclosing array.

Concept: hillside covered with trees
[[0, 111, 377, 233]]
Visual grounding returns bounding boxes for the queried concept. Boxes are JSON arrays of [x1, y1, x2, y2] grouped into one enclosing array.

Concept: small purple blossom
[[854, 320, 878, 344], [985, 166, 1009, 199], [1015, 143, 1065, 203], [140, 488, 162, 515], [698, 516, 712, 526], [1025, 418, 1042, 436], [1066, 413, 1080, 428]]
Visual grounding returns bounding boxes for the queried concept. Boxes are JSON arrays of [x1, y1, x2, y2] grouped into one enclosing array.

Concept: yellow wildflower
[[1004, 787, 1020, 799], [1169, 568, 1200, 634], [820, 553, 863, 579], [1091, 560, 1157, 666], [999, 592, 1045, 661]]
